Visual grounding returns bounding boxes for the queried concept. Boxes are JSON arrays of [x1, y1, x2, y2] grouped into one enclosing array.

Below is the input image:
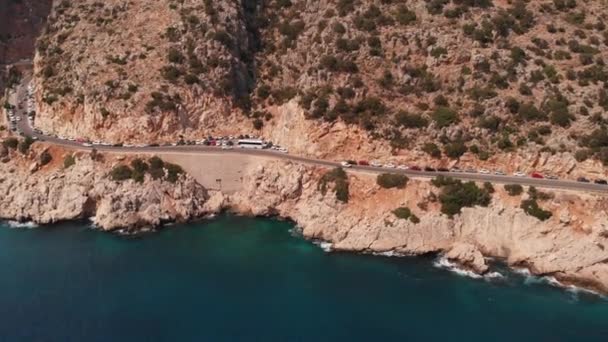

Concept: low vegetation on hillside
[[318, 167, 350, 202], [431, 176, 492, 216], [33, 0, 608, 164], [110, 156, 184, 183]]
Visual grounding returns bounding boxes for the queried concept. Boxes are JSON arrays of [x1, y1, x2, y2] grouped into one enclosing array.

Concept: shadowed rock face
[[0, 0, 52, 91]]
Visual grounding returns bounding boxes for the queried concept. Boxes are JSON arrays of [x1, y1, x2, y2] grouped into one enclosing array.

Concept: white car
[[370, 161, 382, 167], [494, 170, 506, 175], [278, 147, 288, 153], [479, 169, 490, 174], [340, 161, 352, 168], [83, 143, 92, 147], [383, 163, 396, 168], [221, 145, 233, 150], [513, 171, 526, 177], [397, 165, 409, 170]]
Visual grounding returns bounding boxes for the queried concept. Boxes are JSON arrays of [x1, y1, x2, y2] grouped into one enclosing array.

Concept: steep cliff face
[[0, 0, 51, 92], [0, 145, 219, 232], [230, 160, 608, 293], [32, 0, 254, 142]]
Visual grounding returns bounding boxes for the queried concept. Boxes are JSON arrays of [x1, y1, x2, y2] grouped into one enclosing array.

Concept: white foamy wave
[[565, 285, 606, 300], [433, 256, 482, 279], [515, 267, 564, 287], [484, 271, 505, 280], [373, 250, 401, 257], [6, 221, 38, 229], [313, 241, 333, 252], [514, 267, 605, 298]]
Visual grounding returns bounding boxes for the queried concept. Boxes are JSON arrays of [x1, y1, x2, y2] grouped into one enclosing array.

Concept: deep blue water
[[0, 216, 606, 341]]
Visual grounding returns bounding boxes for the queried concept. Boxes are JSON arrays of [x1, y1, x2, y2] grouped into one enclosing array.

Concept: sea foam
[[6, 221, 38, 229]]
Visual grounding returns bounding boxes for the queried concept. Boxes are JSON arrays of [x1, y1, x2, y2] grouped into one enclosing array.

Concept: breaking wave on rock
[[433, 256, 483, 279], [514, 267, 606, 299], [433, 256, 505, 281], [6, 221, 38, 229], [312, 240, 333, 252]]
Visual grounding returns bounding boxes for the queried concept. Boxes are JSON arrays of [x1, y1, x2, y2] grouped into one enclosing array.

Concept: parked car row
[[338, 161, 608, 186]]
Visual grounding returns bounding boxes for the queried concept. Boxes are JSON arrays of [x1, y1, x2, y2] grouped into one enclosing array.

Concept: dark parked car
[[577, 177, 590, 183], [358, 160, 369, 166], [424, 166, 436, 172], [410, 166, 421, 171], [594, 179, 608, 185], [437, 167, 449, 172]]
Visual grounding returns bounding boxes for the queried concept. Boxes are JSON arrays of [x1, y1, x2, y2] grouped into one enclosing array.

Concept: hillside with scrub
[[26, 0, 608, 172]]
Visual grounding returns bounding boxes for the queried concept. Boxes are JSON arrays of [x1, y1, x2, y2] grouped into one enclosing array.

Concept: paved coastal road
[[8, 78, 608, 194]]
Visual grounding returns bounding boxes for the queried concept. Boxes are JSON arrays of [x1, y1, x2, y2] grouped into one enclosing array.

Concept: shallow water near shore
[[0, 216, 607, 341]]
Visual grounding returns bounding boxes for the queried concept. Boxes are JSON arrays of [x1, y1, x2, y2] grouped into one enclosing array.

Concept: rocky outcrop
[[0, 149, 216, 231], [445, 243, 489, 274], [229, 160, 608, 294]]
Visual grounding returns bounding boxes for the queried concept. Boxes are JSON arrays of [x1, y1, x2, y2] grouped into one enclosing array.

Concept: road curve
[[9, 78, 608, 194]]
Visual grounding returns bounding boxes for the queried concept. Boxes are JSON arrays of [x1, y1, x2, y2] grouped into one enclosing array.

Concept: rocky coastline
[[1, 145, 608, 295]]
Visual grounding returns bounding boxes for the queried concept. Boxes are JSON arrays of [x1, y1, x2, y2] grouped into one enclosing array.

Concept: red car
[[358, 160, 369, 166], [410, 166, 421, 171], [531, 172, 544, 179]]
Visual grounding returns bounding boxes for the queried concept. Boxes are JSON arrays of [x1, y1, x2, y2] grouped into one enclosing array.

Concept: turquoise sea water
[[0, 216, 606, 341]]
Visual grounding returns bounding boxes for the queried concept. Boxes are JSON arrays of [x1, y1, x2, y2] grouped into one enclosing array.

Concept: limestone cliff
[[1, 143, 608, 294], [0, 145, 218, 232], [230, 160, 608, 294]]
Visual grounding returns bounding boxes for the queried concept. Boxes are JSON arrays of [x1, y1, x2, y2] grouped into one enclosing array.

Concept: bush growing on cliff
[[377, 173, 409, 189], [432, 177, 491, 217], [63, 154, 76, 169], [422, 143, 441, 158], [504, 184, 524, 196], [148, 157, 165, 179], [18, 136, 34, 154], [528, 186, 554, 201], [432, 106, 459, 128], [392, 207, 420, 224], [39, 151, 53, 166], [2, 138, 18, 149], [521, 199, 552, 221], [165, 163, 184, 183], [110, 165, 133, 181], [318, 167, 349, 203]]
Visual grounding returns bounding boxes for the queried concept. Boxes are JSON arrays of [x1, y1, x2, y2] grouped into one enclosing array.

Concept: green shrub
[[318, 167, 349, 203], [433, 177, 492, 217], [504, 184, 523, 196], [165, 163, 184, 183], [2, 137, 18, 149], [395, 5, 417, 25], [18, 136, 34, 154], [422, 143, 441, 158], [63, 154, 76, 169], [393, 207, 420, 224], [38, 150, 52, 166], [377, 173, 409, 189], [394, 111, 428, 128], [432, 106, 459, 128], [110, 165, 133, 181], [167, 48, 184, 64], [444, 141, 467, 159], [431, 175, 458, 188], [521, 199, 552, 221]]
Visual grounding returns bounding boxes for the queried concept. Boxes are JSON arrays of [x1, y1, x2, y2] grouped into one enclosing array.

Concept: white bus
[[237, 139, 266, 149]]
